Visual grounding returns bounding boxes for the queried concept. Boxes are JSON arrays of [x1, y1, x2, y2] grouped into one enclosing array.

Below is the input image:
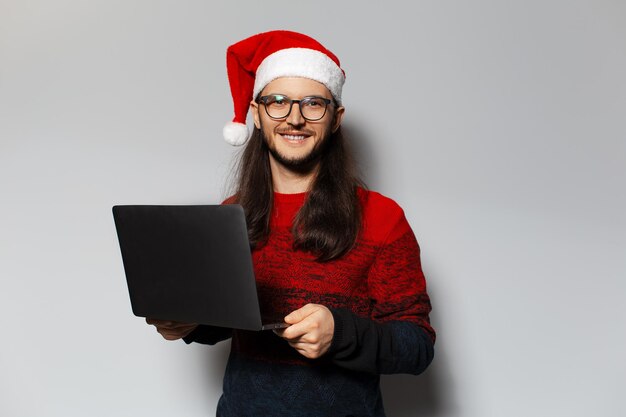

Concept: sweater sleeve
[[326, 207, 435, 375], [182, 324, 233, 345]]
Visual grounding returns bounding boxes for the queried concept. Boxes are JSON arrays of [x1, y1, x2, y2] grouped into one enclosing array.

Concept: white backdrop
[[1, 1, 624, 416]]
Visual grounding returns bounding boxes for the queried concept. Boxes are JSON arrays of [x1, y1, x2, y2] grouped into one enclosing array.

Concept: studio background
[[1, 1, 624, 416]]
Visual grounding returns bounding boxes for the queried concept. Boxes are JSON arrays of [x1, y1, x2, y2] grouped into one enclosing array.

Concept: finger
[[171, 323, 197, 332], [157, 325, 196, 340], [279, 315, 319, 341], [146, 318, 195, 328], [284, 303, 319, 325], [146, 318, 177, 326], [288, 342, 322, 359], [287, 340, 309, 352], [160, 331, 183, 341], [291, 346, 308, 357], [272, 328, 286, 337], [288, 340, 314, 350], [165, 322, 197, 329], [277, 322, 307, 340]]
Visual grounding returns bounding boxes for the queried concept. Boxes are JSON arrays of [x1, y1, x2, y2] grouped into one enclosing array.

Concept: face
[[250, 77, 345, 171]]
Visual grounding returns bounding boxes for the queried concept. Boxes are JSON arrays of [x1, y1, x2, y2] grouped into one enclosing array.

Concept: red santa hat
[[223, 30, 346, 146]]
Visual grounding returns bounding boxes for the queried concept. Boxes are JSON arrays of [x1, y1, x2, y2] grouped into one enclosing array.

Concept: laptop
[[112, 204, 288, 331]]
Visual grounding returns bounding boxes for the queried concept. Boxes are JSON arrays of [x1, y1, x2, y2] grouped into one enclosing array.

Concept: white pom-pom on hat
[[223, 122, 250, 146]]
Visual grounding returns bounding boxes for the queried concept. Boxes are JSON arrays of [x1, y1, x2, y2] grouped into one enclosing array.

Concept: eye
[[268, 95, 288, 106], [303, 97, 325, 107]]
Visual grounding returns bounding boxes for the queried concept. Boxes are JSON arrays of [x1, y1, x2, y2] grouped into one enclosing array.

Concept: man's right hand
[[145, 318, 198, 340]]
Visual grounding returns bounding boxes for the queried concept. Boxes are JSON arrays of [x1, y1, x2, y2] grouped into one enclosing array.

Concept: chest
[[252, 228, 379, 303]]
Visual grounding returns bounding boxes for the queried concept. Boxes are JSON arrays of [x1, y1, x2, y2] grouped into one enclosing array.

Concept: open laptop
[[112, 204, 288, 331]]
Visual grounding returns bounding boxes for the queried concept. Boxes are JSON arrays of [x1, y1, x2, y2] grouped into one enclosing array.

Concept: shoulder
[[359, 188, 403, 214], [358, 188, 410, 243], [221, 194, 238, 205]]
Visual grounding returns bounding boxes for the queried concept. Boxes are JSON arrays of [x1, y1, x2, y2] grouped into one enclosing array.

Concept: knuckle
[[308, 350, 319, 358]]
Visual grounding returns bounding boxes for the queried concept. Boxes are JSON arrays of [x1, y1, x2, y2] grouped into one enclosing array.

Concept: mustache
[[275, 128, 315, 136]]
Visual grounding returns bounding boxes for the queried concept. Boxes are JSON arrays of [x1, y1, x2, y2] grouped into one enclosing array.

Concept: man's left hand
[[274, 303, 335, 359]]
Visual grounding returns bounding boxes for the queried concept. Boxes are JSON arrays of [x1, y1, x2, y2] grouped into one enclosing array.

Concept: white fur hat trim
[[253, 48, 345, 104]]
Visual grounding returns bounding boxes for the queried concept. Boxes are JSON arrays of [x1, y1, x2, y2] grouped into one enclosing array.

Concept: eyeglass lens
[[263, 95, 328, 120]]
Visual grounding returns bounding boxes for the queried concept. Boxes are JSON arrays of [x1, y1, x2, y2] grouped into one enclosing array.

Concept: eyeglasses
[[257, 94, 333, 121]]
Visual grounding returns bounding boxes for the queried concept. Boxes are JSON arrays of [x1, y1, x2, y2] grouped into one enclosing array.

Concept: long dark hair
[[230, 126, 365, 262]]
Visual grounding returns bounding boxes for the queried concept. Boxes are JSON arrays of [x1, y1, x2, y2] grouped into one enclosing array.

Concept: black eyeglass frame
[[257, 95, 334, 121]]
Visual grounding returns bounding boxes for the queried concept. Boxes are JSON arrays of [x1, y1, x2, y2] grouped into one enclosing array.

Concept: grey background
[[1, 0, 624, 416]]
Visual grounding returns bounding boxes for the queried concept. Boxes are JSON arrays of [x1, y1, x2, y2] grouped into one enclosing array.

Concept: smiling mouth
[[279, 132, 311, 141]]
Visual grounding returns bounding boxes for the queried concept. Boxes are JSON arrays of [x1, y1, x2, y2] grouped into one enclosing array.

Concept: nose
[[286, 101, 305, 126]]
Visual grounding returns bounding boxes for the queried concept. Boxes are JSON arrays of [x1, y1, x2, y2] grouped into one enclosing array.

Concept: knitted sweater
[[184, 189, 435, 417]]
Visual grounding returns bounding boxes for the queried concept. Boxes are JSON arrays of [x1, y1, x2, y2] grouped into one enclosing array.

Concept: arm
[[328, 308, 434, 375], [327, 210, 435, 375]]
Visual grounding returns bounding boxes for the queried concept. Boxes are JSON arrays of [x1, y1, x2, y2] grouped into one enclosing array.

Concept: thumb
[[284, 303, 318, 324]]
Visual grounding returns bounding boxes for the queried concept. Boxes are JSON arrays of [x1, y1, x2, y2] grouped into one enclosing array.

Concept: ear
[[250, 100, 261, 129], [331, 106, 345, 133]]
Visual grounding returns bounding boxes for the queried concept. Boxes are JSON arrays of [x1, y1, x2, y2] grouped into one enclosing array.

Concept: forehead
[[260, 77, 332, 98]]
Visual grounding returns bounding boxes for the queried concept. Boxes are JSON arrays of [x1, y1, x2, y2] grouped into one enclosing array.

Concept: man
[[148, 30, 435, 416]]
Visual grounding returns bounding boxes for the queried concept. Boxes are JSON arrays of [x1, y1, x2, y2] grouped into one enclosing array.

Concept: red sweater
[[186, 189, 435, 416]]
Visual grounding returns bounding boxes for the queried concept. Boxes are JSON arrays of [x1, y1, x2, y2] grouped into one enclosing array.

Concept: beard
[[260, 125, 332, 175]]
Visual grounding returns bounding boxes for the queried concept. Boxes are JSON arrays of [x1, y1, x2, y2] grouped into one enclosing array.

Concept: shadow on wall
[[380, 280, 457, 416], [342, 122, 381, 190], [346, 124, 457, 416], [194, 340, 232, 410], [381, 360, 455, 417]]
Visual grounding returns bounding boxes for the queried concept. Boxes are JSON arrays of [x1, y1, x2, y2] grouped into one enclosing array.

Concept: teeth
[[283, 134, 306, 140]]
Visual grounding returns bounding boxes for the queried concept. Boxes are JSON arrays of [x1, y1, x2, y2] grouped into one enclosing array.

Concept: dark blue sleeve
[[183, 324, 233, 345], [327, 308, 434, 375]]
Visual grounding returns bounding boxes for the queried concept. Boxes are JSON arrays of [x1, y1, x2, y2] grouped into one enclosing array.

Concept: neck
[[269, 154, 318, 194]]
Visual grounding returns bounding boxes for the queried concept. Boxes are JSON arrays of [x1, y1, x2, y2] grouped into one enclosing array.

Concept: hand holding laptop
[[146, 318, 198, 340]]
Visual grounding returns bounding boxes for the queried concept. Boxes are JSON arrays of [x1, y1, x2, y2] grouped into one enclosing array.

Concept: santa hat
[[223, 30, 346, 146]]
